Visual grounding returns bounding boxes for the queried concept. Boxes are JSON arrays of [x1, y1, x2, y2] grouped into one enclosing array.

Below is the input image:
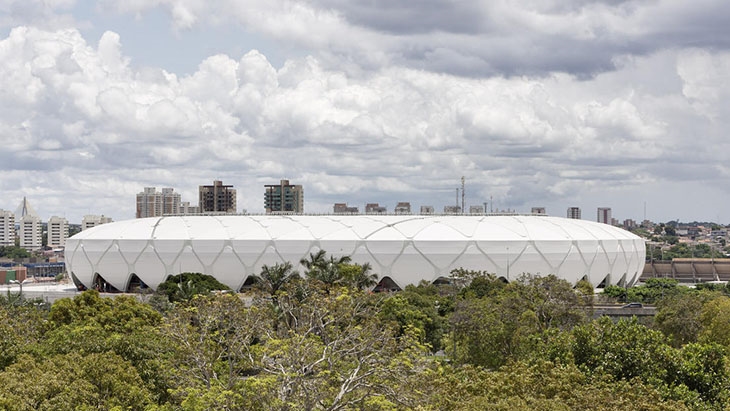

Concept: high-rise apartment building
[[0, 209, 15, 247], [136, 187, 181, 218], [567, 207, 582, 219], [48, 216, 69, 248], [19, 214, 42, 251], [531, 207, 546, 215], [199, 180, 237, 213], [264, 180, 303, 214], [82, 215, 113, 231], [597, 207, 612, 225], [469, 205, 485, 214]]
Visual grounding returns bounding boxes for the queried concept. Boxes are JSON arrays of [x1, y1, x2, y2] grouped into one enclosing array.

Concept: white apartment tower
[[19, 214, 42, 251], [597, 207, 612, 225], [136, 187, 181, 218], [82, 215, 113, 231], [0, 209, 15, 247], [48, 216, 69, 248]]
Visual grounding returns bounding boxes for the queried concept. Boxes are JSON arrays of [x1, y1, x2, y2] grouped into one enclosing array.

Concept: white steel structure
[[65, 215, 646, 292]]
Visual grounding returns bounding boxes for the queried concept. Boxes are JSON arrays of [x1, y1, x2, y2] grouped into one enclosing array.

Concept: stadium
[[64, 214, 646, 292]]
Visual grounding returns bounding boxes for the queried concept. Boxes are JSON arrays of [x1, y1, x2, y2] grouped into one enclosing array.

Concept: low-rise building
[[470, 205, 485, 214], [365, 203, 386, 214], [394, 202, 411, 214], [82, 215, 113, 231], [333, 203, 359, 214]]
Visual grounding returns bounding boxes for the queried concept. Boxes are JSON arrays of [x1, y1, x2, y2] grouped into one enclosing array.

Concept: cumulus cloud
[[1, 1, 730, 223], [87, 0, 730, 77]]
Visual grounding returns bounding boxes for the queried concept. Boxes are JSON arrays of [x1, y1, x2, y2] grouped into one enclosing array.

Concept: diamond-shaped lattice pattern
[[65, 215, 646, 291]]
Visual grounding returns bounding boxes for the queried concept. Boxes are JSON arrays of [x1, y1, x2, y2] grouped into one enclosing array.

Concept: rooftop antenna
[[461, 176, 465, 214]]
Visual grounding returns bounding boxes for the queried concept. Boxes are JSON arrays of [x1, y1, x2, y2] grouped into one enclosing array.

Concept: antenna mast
[[461, 176, 465, 214]]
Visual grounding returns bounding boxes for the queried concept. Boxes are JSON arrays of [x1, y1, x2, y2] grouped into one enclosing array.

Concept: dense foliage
[[2, 265, 730, 409], [0, 245, 30, 259], [156, 272, 231, 302]]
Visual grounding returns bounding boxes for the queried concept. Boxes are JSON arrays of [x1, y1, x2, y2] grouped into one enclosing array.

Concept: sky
[[1, 0, 729, 225]]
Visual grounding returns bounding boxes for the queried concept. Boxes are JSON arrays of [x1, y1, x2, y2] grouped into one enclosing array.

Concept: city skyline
[[1, 2, 730, 223]]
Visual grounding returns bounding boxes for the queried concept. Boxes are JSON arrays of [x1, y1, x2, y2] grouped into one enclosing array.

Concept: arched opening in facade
[[597, 274, 610, 289], [240, 275, 258, 291], [91, 273, 121, 293], [432, 276, 452, 286], [126, 273, 147, 293], [373, 276, 401, 292], [70, 271, 86, 291]]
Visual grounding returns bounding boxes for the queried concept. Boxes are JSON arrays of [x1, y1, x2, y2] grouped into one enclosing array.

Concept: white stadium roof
[[65, 215, 646, 292]]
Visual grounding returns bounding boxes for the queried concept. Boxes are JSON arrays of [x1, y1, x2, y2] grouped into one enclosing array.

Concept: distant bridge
[[641, 259, 730, 283]]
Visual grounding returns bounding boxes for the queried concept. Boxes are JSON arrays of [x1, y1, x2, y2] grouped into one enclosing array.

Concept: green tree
[[257, 286, 429, 410], [379, 284, 446, 352], [572, 317, 672, 382], [0, 245, 30, 259], [654, 291, 718, 347], [339, 261, 379, 290], [699, 296, 730, 347], [300, 250, 353, 292], [0, 352, 153, 410], [162, 293, 269, 402], [253, 261, 300, 304]]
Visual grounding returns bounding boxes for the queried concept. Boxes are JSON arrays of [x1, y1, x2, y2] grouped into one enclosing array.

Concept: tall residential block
[[597, 207, 612, 225], [199, 180, 237, 213], [48, 216, 69, 248], [19, 215, 42, 251], [264, 179, 303, 214], [420, 206, 434, 215], [136, 187, 181, 218], [0, 209, 15, 247], [567, 207, 581, 219], [82, 215, 113, 231], [531, 207, 546, 215]]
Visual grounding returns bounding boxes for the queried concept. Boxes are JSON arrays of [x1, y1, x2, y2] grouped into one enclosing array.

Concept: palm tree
[[254, 262, 299, 303], [299, 250, 328, 274], [300, 250, 352, 291], [346, 262, 379, 290]]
